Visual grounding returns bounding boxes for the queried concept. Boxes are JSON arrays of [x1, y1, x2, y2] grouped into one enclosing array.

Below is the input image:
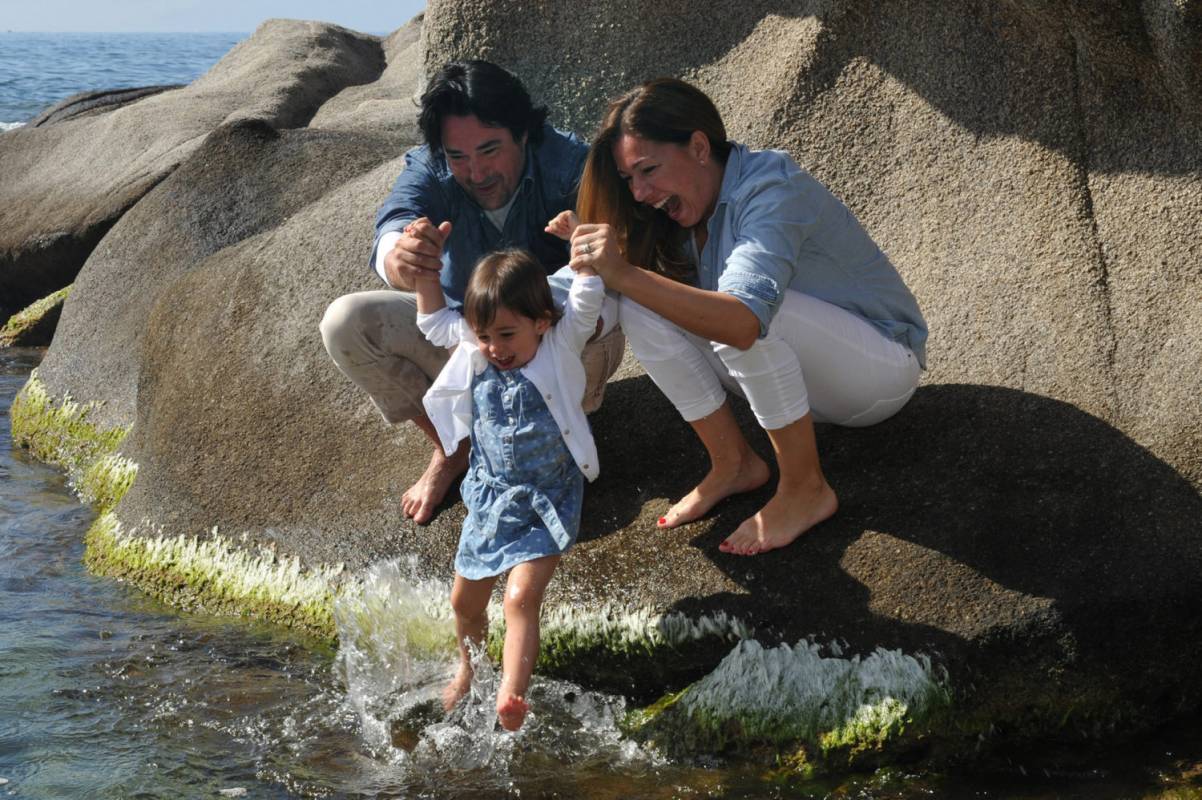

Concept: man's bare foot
[[718, 480, 838, 555], [496, 691, 529, 731], [657, 452, 771, 529], [402, 446, 469, 524], [442, 662, 472, 712]]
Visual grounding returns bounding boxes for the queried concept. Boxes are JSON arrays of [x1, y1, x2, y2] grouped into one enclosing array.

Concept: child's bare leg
[[497, 554, 561, 731], [445, 572, 498, 711]]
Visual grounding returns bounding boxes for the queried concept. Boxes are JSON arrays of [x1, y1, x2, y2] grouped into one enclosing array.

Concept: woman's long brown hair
[[577, 78, 732, 282]]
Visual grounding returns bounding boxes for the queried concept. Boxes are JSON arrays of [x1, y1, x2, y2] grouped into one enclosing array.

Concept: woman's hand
[[569, 223, 633, 287]]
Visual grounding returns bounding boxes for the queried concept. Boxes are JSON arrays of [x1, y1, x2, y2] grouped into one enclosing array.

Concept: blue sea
[[0, 32, 245, 128]]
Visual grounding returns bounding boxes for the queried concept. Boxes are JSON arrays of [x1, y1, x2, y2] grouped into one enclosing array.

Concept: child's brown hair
[[463, 249, 562, 330]]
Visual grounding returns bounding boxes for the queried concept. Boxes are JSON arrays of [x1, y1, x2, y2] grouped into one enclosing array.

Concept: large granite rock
[[0, 19, 385, 320], [10, 0, 1202, 766], [33, 119, 407, 432], [309, 15, 426, 134], [423, 0, 1202, 487]]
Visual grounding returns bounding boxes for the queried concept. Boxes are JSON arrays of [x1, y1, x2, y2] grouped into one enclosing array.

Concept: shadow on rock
[[658, 383, 1202, 743]]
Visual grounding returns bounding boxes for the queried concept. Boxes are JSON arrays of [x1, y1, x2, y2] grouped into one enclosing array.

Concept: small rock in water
[[389, 697, 443, 752], [391, 726, 420, 752], [218, 789, 247, 797], [0, 778, 8, 786]]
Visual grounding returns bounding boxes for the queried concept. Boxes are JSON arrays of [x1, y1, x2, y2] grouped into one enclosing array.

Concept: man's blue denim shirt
[[373, 124, 588, 309]]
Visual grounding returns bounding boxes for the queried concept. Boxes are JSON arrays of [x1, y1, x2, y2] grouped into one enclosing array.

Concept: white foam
[[1, 122, 24, 132], [675, 639, 948, 744]]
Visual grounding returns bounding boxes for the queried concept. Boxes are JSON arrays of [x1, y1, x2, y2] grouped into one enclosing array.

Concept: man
[[320, 60, 623, 524]]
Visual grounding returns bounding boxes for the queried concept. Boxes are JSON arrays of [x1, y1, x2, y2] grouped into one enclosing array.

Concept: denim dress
[[455, 363, 585, 580]]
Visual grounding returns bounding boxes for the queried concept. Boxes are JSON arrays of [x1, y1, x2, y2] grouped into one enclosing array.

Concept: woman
[[568, 78, 927, 556]]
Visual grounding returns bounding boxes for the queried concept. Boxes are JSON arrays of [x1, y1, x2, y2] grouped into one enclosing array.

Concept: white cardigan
[[417, 273, 604, 481]]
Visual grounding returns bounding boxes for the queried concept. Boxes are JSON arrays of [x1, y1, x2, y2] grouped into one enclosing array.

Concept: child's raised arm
[[412, 220, 453, 315], [547, 211, 600, 278]]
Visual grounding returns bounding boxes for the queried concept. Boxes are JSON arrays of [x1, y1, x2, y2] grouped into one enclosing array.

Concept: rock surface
[[0, 19, 386, 320], [9, 1, 1202, 763]]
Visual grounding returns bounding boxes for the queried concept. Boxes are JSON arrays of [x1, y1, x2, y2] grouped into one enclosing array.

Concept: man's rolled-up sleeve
[[371, 149, 445, 276]]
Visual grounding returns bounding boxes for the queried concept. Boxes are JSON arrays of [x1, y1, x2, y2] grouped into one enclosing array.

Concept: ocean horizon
[[0, 31, 248, 127]]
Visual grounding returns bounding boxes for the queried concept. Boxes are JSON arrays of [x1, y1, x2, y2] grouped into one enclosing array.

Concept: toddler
[[414, 224, 602, 731]]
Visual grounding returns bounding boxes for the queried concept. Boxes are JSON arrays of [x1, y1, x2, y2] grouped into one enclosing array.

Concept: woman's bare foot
[[496, 691, 530, 731], [402, 445, 469, 525], [441, 662, 472, 712], [719, 480, 838, 555], [657, 452, 771, 529]]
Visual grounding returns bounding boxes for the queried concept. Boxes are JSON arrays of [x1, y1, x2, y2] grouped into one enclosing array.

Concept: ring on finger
[[581, 242, 592, 255]]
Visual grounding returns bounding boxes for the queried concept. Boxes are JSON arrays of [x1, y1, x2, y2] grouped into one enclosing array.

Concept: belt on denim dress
[[471, 466, 573, 551]]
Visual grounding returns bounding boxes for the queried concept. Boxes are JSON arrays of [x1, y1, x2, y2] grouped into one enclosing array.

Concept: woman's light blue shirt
[[697, 144, 928, 367]]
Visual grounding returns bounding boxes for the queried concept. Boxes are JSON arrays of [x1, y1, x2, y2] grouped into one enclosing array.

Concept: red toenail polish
[[658, 517, 666, 525]]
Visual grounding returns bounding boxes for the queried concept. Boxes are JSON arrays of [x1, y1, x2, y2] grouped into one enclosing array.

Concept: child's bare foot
[[402, 445, 469, 525], [657, 451, 771, 529], [719, 480, 838, 555], [496, 691, 529, 731], [441, 663, 472, 712]]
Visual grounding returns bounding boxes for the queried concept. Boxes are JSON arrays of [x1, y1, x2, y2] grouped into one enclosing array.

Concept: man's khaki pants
[[320, 290, 624, 425]]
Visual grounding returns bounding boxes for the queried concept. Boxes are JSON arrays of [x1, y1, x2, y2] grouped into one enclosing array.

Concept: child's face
[[474, 306, 550, 371]]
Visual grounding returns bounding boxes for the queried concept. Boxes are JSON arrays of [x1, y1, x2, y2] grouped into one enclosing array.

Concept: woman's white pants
[[619, 291, 921, 430]]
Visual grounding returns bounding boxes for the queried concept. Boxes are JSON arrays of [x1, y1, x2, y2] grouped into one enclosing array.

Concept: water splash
[[331, 558, 659, 779], [332, 557, 455, 753]]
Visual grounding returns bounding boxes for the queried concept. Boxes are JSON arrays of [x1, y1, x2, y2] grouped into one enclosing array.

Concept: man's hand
[[384, 218, 452, 290]]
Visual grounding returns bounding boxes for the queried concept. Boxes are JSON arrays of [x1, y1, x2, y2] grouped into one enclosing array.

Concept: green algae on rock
[[333, 558, 755, 695], [85, 512, 345, 641], [526, 604, 753, 696], [627, 639, 951, 767], [10, 370, 133, 512], [1, 286, 71, 347]]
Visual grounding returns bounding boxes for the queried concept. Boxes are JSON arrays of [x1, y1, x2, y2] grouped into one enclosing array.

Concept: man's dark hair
[[418, 60, 549, 152]]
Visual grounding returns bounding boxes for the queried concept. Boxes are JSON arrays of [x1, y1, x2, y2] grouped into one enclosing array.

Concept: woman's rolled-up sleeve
[[715, 171, 816, 337]]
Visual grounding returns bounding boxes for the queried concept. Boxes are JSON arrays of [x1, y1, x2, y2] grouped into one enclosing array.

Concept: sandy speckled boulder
[[0, 19, 385, 320]]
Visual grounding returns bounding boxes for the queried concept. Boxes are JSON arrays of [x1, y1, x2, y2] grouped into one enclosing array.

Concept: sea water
[[4, 32, 1202, 800], [0, 32, 245, 128]]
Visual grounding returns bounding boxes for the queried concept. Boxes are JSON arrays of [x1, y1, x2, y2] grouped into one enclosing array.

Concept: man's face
[[441, 114, 527, 211]]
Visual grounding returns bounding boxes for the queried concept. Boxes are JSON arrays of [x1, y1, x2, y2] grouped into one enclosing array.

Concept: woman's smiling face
[[612, 131, 719, 228]]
